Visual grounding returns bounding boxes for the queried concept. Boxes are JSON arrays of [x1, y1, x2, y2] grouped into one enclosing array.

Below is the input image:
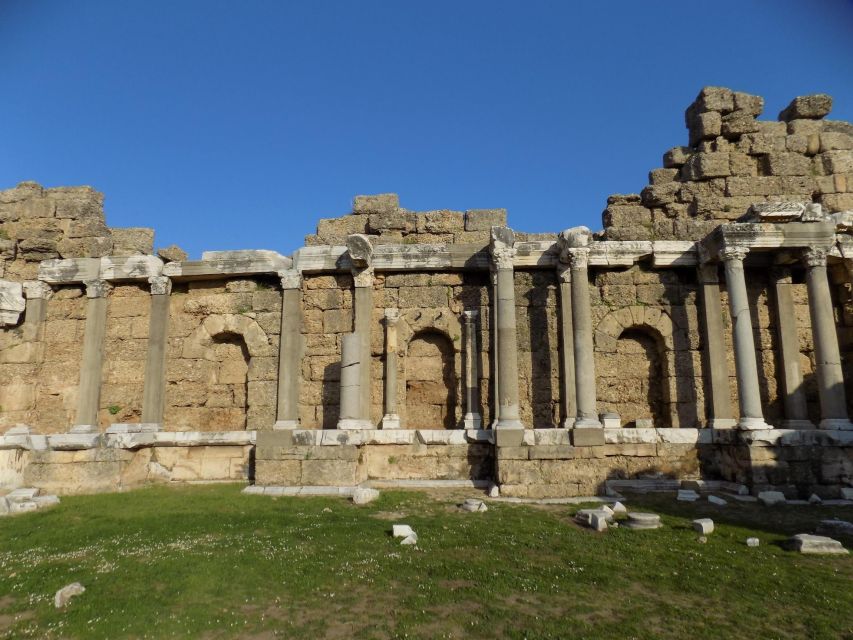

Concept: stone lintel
[[39, 256, 164, 284], [702, 222, 837, 261], [162, 250, 292, 280]]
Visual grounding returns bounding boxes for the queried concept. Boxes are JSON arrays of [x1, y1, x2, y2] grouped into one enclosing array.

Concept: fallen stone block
[[692, 518, 714, 535], [9, 501, 38, 514], [841, 487, 853, 500], [400, 533, 418, 546], [758, 491, 786, 506], [352, 487, 380, 505], [746, 537, 760, 547], [785, 534, 849, 555], [816, 519, 853, 537], [574, 508, 611, 531], [624, 513, 661, 530], [55, 583, 85, 608], [488, 483, 500, 498], [33, 495, 60, 508], [611, 501, 627, 514], [734, 495, 758, 503], [392, 524, 415, 538], [708, 495, 727, 506], [6, 487, 39, 502], [808, 494, 822, 505], [460, 498, 488, 513], [677, 489, 700, 502]]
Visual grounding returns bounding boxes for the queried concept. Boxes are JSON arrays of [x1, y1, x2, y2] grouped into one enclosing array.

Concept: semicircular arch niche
[[594, 307, 674, 428], [168, 314, 273, 430], [403, 328, 459, 429]]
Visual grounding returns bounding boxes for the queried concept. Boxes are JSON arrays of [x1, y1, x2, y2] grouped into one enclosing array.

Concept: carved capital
[[491, 246, 517, 270], [568, 248, 590, 271], [147, 276, 172, 296], [23, 280, 53, 300], [346, 234, 374, 268], [720, 245, 749, 263], [84, 279, 111, 299], [802, 247, 827, 268], [352, 266, 374, 288], [462, 309, 479, 324], [557, 263, 572, 283], [556, 226, 592, 263], [384, 308, 400, 325], [278, 269, 302, 290]]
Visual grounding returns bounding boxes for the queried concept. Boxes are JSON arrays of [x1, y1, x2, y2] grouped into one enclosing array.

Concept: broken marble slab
[[785, 534, 849, 555]]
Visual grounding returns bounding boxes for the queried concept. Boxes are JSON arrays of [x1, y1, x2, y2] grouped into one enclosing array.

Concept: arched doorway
[[405, 330, 457, 429]]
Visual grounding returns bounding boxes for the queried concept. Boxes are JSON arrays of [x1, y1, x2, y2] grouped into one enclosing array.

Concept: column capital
[[147, 275, 172, 296], [491, 246, 517, 270], [557, 263, 572, 283], [23, 280, 53, 300], [567, 247, 590, 271], [278, 269, 302, 290], [84, 279, 111, 298], [720, 244, 749, 263], [352, 266, 374, 288], [462, 309, 479, 323], [383, 308, 400, 325], [802, 247, 828, 268]]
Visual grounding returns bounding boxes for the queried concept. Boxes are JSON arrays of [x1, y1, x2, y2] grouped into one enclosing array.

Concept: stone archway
[[594, 306, 673, 427], [404, 330, 458, 429]]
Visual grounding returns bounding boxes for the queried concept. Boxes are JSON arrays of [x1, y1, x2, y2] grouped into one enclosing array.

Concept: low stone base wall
[[254, 429, 494, 486]]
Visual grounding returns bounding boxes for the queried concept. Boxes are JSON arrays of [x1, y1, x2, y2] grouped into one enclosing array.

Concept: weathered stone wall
[[603, 88, 853, 242]]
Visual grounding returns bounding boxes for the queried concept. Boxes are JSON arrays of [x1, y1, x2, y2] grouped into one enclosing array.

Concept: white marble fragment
[[488, 483, 500, 498], [460, 498, 488, 513], [400, 533, 418, 546], [746, 537, 760, 547], [758, 491, 786, 506], [808, 493, 822, 505], [692, 518, 714, 535], [611, 501, 627, 514], [708, 495, 727, 506], [392, 524, 415, 538], [54, 583, 85, 608], [352, 487, 380, 505], [677, 489, 700, 502], [785, 534, 849, 555]]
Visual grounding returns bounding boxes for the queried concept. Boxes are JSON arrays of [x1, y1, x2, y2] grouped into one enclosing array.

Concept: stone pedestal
[[557, 266, 576, 428], [141, 276, 171, 425], [697, 263, 736, 428], [721, 246, 770, 430], [75, 279, 110, 429], [462, 310, 482, 429], [569, 248, 601, 428], [804, 248, 853, 430], [771, 268, 813, 428], [274, 270, 303, 430], [382, 309, 400, 429]]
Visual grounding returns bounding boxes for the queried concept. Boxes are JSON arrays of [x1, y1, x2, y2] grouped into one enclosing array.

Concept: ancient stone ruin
[[1, 87, 852, 498]]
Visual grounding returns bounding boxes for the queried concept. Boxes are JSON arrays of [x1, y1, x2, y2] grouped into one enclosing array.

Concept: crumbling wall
[[603, 88, 853, 242]]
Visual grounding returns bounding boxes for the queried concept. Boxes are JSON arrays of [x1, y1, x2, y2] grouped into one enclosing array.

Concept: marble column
[[557, 265, 577, 428], [274, 270, 303, 429], [803, 247, 853, 430], [22, 281, 52, 343], [352, 266, 374, 426], [771, 267, 813, 428], [492, 246, 523, 429], [338, 333, 368, 429], [697, 262, 736, 428], [75, 279, 111, 430], [141, 276, 171, 426], [490, 269, 500, 428], [381, 309, 401, 429], [569, 248, 601, 428], [721, 246, 770, 430], [462, 310, 482, 429]]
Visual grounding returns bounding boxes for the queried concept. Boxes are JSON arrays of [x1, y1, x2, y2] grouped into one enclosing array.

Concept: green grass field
[[0, 484, 851, 639]]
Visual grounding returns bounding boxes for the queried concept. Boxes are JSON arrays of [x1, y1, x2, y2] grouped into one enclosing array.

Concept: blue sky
[[2, 1, 852, 258]]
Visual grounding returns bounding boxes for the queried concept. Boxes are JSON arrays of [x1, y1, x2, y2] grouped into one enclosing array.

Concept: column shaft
[[495, 262, 523, 428], [382, 309, 400, 429], [275, 272, 303, 429], [353, 269, 374, 425], [697, 264, 736, 428], [804, 249, 853, 429], [771, 269, 812, 427], [557, 267, 576, 428], [490, 270, 500, 427], [721, 247, 769, 429], [75, 280, 110, 429], [463, 310, 482, 429], [570, 250, 600, 428], [141, 276, 171, 425]]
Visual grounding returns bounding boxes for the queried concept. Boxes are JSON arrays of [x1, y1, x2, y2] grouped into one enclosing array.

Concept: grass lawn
[[0, 484, 851, 639]]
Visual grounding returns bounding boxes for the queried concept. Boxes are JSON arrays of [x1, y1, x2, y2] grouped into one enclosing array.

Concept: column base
[[819, 418, 853, 430], [496, 418, 524, 429], [707, 418, 737, 429], [561, 417, 576, 429], [462, 413, 482, 429], [494, 426, 525, 447], [381, 414, 401, 429], [737, 417, 773, 430], [780, 419, 816, 429], [574, 417, 603, 429], [337, 419, 374, 430], [273, 420, 300, 430]]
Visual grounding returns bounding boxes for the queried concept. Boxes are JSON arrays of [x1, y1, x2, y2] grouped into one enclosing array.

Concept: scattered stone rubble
[[1, 487, 60, 516], [54, 582, 85, 608], [460, 498, 488, 512]]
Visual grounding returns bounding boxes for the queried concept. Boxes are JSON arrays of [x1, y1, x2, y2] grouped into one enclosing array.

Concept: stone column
[[462, 310, 482, 429], [803, 247, 853, 430], [771, 267, 813, 428], [569, 248, 601, 428], [490, 269, 500, 428], [338, 333, 370, 429], [141, 276, 171, 426], [274, 270, 303, 430], [697, 262, 736, 428], [74, 279, 111, 430], [491, 243, 523, 430], [353, 266, 374, 426], [721, 246, 770, 430], [382, 309, 400, 429], [22, 281, 52, 343], [557, 265, 576, 428]]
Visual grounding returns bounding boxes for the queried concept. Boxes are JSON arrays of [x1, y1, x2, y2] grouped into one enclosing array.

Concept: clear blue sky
[[2, 1, 852, 258]]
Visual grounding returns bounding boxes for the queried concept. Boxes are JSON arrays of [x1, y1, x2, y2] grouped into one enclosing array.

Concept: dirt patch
[[0, 596, 34, 634]]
